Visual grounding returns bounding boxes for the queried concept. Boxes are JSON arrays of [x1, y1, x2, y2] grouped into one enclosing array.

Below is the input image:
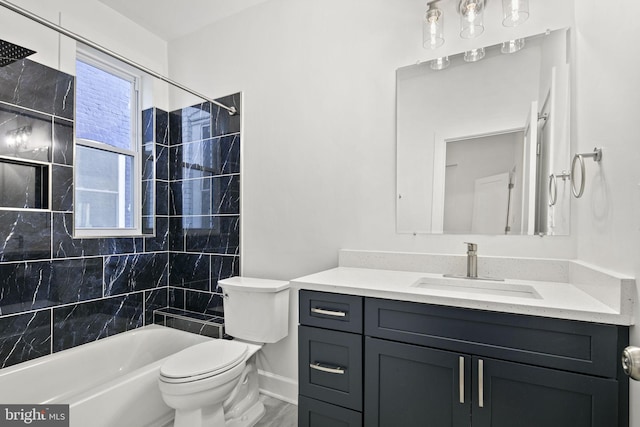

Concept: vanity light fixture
[[502, 0, 529, 27], [422, 0, 531, 51], [459, 0, 484, 39], [501, 38, 525, 53], [423, 2, 445, 49], [430, 56, 450, 70], [463, 47, 485, 62]]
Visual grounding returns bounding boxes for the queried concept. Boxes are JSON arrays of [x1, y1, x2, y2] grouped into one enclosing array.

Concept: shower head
[[0, 39, 35, 67]]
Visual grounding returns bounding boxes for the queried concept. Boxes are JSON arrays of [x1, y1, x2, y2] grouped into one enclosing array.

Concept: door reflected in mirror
[[396, 28, 571, 236]]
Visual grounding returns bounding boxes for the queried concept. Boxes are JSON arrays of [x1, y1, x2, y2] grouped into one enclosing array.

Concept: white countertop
[[292, 266, 635, 325]]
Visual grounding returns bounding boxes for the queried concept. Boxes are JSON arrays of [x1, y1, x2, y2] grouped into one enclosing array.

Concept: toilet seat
[[160, 340, 248, 384]]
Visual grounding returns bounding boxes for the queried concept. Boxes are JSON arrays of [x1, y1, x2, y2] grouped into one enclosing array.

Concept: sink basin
[[411, 276, 542, 299]]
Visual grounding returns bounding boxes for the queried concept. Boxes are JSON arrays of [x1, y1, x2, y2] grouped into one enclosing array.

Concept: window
[[74, 50, 141, 237]]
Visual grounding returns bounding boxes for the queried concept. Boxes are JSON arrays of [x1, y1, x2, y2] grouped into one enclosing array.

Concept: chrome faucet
[[465, 242, 478, 279]]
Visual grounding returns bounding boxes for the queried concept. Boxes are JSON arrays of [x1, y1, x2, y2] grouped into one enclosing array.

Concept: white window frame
[[74, 47, 142, 238]]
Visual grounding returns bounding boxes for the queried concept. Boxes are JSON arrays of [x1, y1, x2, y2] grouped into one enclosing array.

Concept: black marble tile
[[184, 215, 240, 255], [144, 287, 168, 326], [0, 310, 51, 369], [0, 258, 103, 316], [168, 181, 181, 216], [171, 175, 239, 217], [52, 213, 142, 258], [52, 118, 73, 166], [142, 180, 154, 218], [169, 102, 211, 146], [52, 293, 144, 352], [104, 252, 168, 296], [156, 109, 169, 146], [211, 255, 240, 293], [218, 134, 241, 175], [168, 286, 185, 309], [0, 159, 48, 209], [142, 142, 154, 180], [157, 181, 169, 216], [0, 210, 51, 261], [53, 213, 99, 258], [211, 175, 240, 215], [0, 261, 52, 315], [51, 164, 73, 212], [169, 110, 182, 146], [211, 93, 241, 137], [0, 104, 52, 162], [169, 252, 210, 290], [0, 59, 74, 119], [169, 217, 184, 252], [156, 143, 169, 181], [184, 289, 224, 316], [50, 258, 103, 303], [145, 216, 169, 252], [172, 135, 240, 180], [142, 215, 154, 236], [142, 108, 153, 143]]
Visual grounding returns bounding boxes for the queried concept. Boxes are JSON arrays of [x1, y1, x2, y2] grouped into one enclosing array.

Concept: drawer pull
[[311, 307, 347, 317], [478, 359, 484, 408], [459, 356, 464, 404], [310, 362, 346, 375]]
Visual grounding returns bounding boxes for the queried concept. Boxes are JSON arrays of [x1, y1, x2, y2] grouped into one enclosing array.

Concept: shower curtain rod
[[0, 0, 238, 115]]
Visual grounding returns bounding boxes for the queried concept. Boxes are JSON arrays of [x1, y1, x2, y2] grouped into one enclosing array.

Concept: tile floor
[[254, 395, 297, 427]]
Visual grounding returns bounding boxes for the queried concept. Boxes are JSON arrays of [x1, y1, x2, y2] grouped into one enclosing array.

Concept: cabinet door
[[299, 396, 362, 427], [299, 325, 363, 411], [365, 337, 471, 427], [472, 357, 619, 427]]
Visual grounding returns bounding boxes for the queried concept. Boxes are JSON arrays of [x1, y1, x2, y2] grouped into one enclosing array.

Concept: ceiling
[[97, 0, 270, 41]]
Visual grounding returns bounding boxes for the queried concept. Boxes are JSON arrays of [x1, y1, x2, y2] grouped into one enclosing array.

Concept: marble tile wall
[[0, 57, 242, 370], [167, 94, 241, 317]]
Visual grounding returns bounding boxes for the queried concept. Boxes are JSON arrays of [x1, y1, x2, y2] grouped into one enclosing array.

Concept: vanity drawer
[[365, 298, 624, 378], [300, 290, 363, 333], [298, 396, 362, 427], [299, 325, 363, 411]]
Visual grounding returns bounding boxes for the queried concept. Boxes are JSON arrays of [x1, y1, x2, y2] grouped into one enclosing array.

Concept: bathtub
[[0, 324, 211, 427]]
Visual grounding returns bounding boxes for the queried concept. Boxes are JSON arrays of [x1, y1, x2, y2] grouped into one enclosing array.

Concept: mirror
[[397, 28, 571, 236]]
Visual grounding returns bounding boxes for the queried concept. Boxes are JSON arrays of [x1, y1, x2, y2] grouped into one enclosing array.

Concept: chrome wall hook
[[571, 147, 603, 198]]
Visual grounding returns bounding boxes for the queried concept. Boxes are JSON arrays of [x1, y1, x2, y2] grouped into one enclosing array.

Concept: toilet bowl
[[158, 277, 290, 427]]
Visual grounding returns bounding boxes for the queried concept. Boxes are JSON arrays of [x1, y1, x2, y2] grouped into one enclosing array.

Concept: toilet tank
[[218, 277, 290, 343]]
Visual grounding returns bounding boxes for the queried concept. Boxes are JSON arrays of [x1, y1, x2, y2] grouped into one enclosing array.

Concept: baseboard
[[257, 369, 298, 405]]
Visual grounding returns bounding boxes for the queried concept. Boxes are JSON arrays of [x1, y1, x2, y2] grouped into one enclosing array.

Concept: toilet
[[158, 277, 290, 427]]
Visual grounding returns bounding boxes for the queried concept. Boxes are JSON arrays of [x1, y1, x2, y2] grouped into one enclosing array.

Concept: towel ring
[[548, 171, 571, 206], [571, 148, 603, 198]]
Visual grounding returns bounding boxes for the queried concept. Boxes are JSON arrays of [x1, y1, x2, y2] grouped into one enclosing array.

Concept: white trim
[[257, 369, 298, 405], [74, 46, 143, 238]]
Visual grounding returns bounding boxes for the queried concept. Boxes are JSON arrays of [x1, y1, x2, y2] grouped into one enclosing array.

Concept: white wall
[[573, 2, 640, 425], [167, 0, 577, 389]]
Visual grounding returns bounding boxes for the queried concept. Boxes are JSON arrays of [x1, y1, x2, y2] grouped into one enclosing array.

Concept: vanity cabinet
[[298, 290, 629, 427], [298, 290, 364, 427]]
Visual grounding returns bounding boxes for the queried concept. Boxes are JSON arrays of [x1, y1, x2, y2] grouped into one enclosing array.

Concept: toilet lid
[[160, 340, 248, 380]]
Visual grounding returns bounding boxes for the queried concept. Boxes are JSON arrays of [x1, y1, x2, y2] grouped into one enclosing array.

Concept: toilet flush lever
[[622, 346, 640, 381]]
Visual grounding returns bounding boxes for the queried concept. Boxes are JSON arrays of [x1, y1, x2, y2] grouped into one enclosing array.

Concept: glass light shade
[[463, 48, 485, 62], [430, 56, 450, 70], [501, 38, 525, 53], [502, 0, 529, 27], [459, 0, 484, 39], [423, 7, 444, 49]]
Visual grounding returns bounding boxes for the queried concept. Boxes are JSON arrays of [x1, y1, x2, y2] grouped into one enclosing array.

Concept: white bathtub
[[0, 324, 211, 427]]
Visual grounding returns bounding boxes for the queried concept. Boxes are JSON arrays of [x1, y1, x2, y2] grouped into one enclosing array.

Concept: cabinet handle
[[311, 307, 347, 317], [459, 356, 465, 404], [310, 362, 346, 375], [478, 359, 484, 408]]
